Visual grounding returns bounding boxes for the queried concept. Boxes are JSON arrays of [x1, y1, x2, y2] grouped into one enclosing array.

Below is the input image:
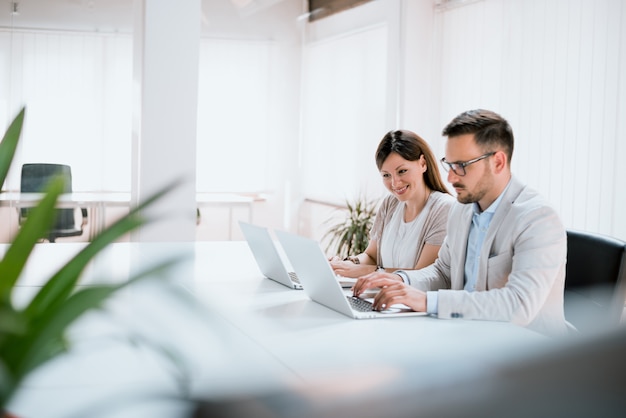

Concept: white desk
[[196, 193, 256, 239], [5, 241, 554, 418], [0, 191, 129, 240], [0, 192, 258, 241]]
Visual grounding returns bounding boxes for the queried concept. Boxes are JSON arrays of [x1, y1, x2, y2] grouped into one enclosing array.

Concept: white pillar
[[132, 0, 200, 241]]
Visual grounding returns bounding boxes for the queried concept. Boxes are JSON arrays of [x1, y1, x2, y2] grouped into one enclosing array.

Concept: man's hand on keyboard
[[352, 271, 402, 297], [353, 271, 426, 312]]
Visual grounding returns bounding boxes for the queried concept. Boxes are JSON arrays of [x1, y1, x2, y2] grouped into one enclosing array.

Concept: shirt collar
[[472, 179, 512, 216]]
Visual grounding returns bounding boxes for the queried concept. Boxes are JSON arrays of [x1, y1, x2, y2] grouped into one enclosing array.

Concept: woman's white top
[[371, 191, 453, 270]]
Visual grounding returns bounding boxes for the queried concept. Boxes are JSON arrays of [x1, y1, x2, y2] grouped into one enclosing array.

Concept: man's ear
[[493, 150, 507, 173]]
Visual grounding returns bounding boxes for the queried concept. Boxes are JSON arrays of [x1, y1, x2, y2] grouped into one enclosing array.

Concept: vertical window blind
[[1, 30, 274, 194]]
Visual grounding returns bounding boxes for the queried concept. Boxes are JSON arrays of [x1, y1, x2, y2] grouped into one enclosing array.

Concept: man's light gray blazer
[[402, 176, 569, 336]]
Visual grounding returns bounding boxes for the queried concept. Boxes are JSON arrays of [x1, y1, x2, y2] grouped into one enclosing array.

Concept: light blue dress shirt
[[425, 184, 509, 315]]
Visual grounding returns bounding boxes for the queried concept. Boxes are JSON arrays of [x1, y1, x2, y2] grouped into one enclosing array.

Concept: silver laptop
[[239, 221, 303, 289], [275, 230, 428, 319]]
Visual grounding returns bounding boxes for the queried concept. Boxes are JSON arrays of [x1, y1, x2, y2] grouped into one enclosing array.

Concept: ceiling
[[0, 0, 295, 34]]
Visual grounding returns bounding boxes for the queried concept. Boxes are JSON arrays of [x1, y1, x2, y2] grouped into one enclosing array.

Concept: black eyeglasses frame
[[440, 152, 496, 176]]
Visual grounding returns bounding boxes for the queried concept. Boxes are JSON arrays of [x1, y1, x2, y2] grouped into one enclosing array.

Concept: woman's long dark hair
[[375, 130, 450, 194]]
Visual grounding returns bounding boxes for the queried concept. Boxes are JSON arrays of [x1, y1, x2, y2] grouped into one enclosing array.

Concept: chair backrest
[[20, 163, 81, 241], [21, 163, 73, 194], [565, 229, 626, 333]]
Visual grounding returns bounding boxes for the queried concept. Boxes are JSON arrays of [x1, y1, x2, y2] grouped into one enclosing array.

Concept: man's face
[[443, 134, 495, 210]]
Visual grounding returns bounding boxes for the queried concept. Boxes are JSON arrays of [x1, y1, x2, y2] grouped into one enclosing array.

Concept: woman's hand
[[328, 259, 377, 278]]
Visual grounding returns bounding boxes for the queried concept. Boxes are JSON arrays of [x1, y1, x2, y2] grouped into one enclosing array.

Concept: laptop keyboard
[[288, 271, 301, 284], [348, 296, 374, 312]]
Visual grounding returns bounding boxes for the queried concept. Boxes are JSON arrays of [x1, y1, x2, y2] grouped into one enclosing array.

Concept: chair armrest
[[80, 207, 88, 225]]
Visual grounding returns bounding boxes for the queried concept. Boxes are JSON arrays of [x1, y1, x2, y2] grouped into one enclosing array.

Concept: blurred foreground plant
[[0, 107, 183, 409]]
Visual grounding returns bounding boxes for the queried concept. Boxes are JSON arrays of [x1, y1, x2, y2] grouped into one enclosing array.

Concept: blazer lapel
[[451, 203, 474, 290], [474, 176, 525, 291]]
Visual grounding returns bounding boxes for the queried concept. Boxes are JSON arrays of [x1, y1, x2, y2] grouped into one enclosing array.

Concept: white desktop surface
[[0, 192, 255, 239], [4, 241, 552, 418], [0, 191, 131, 240], [0, 191, 131, 207]]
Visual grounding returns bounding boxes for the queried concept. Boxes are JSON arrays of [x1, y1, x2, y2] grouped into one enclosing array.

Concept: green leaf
[[323, 195, 378, 258], [0, 358, 14, 409], [0, 106, 186, 409], [0, 305, 26, 338], [0, 176, 64, 302], [22, 179, 181, 322], [0, 107, 24, 187], [5, 255, 182, 386]]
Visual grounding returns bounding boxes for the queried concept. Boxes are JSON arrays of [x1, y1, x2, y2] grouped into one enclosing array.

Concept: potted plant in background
[[322, 195, 378, 259], [0, 107, 183, 414]]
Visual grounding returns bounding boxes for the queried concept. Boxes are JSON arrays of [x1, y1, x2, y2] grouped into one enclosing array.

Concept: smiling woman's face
[[379, 152, 426, 202]]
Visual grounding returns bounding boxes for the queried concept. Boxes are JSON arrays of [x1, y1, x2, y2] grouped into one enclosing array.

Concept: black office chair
[[19, 163, 88, 243], [565, 229, 626, 333]]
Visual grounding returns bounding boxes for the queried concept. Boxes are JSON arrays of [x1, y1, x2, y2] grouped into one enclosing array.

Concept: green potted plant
[[0, 107, 183, 413], [322, 195, 378, 259]]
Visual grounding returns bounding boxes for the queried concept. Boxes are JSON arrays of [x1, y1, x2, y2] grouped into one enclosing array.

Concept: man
[[353, 109, 569, 336]]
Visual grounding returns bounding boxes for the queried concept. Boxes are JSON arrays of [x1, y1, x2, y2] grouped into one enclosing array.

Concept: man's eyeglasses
[[440, 152, 496, 176]]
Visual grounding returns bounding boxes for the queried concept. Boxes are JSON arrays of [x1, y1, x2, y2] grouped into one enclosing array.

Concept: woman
[[330, 130, 453, 278]]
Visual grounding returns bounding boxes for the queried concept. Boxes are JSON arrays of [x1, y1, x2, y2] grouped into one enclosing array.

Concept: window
[[1, 30, 132, 192], [300, 24, 389, 203], [196, 39, 272, 193], [1, 30, 275, 194]]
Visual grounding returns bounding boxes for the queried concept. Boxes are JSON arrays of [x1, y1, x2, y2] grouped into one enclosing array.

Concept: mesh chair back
[[20, 163, 82, 242]]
